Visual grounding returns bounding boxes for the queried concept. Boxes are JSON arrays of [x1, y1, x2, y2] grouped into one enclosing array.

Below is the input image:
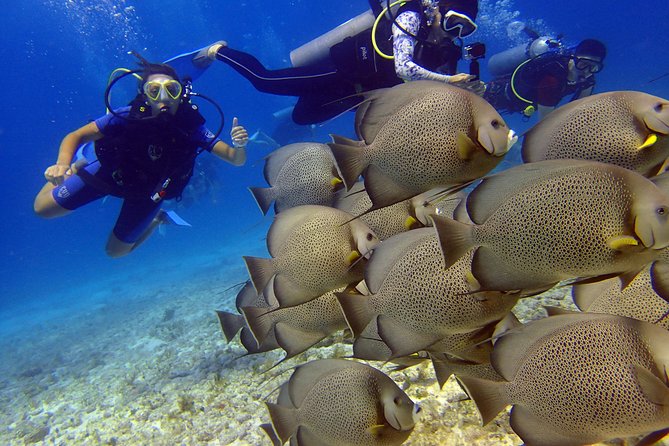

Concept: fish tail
[[430, 214, 476, 270], [266, 402, 298, 444], [243, 256, 276, 295], [249, 186, 276, 215], [241, 306, 274, 346], [328, 135, 369, 190], [215, 311, 246, 343], [455, 375, 508, 425], [335, 292, 374, 338]]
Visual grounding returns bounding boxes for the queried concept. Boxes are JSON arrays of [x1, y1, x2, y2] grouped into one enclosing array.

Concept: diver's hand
[[230, 117, 248, 149], [44, 163, 73, 186], [449, 73, 486, 96], [447, 73, 476, 84]]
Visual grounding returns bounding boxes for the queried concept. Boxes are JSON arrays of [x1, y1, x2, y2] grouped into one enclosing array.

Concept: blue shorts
[[52, 161, 162, 243]]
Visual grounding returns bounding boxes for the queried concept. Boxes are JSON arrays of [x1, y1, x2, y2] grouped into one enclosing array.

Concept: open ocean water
[[0, 0, 668, 444]]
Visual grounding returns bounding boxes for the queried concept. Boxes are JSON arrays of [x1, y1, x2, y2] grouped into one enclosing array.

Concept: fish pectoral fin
[[367, 424, 387, 436], [403, 215, 419, 230], [607, 235, 639, 250], [347, 250, 361, 265], [331, 176, 343, 187], [457, 131, 479, 160], [634, 365, 669, 406], [637, 133, 659, 150]]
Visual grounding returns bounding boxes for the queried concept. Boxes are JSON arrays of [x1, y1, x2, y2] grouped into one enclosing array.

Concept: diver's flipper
[[164, 41, 226, 81], [162, 210, 192, 227]]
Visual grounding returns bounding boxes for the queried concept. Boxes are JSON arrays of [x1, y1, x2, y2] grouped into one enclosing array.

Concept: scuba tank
[[488, 36, 559, 77], [290, 10, 376, 67]]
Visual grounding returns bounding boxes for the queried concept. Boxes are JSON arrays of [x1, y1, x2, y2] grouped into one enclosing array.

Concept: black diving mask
[[573, 56, 603, 73]]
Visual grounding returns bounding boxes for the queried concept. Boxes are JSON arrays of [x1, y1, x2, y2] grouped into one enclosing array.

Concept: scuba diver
[[484, 32, 607, 119], [209, 0, 484, 125], [33, 55, 249, 258]]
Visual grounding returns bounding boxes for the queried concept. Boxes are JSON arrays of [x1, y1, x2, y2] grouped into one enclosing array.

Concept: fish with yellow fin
[[328, 80, 517, 210], [522, 91, 669, 176]]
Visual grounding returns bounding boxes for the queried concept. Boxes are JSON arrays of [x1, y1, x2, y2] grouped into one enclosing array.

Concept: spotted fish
[[265, 359, 420, 446], [433, 159, 669, 293], [458, 312, 669, 446], [522, 91, 669, 176], [244, 205, 379, 307], [329, 80, 517, 209], [249, 142, 343, 215]]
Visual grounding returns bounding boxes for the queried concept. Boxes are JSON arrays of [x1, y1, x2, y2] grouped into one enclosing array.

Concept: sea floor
[[0, 253, 666, 446]]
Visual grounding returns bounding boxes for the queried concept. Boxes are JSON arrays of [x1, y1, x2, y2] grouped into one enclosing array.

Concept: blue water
[[0, 1, 668, 440]]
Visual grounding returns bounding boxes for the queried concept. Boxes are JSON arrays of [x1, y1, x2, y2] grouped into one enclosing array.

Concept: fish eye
[[394, 397, 402, 405], [655, 102, 666, 112], [657, 207, 667, 216], [366, 233, 375, 241], [491, 119, 500, 129]]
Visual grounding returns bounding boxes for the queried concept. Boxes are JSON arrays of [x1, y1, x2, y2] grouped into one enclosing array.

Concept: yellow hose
[[372, 0, 407, 60]]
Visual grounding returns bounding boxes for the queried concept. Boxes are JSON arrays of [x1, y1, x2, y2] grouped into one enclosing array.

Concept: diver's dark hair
[[574, 39, 606, 60], [130, 50, 180, 87]]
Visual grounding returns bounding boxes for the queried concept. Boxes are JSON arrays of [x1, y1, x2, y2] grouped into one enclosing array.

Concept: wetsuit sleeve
[[94, 106, 131, 137], [392, 11, 453, 83], [193, 125, 220, 152]]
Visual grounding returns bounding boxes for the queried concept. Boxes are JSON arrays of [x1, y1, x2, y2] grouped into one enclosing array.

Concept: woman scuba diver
[[34, 55, 250, 258], [208, 0, 483, 125]]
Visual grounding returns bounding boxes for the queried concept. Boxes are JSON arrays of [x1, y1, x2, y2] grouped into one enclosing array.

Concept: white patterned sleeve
[[392, 11, 453, 83]]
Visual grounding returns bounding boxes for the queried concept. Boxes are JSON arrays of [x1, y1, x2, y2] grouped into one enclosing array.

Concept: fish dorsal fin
[[365, 228, 434, 294], [288, 359, 365, 407], [267, 205, 332, 256], [355, 82, 438, 143], [466, 159, 596, 224], [634, 365, 669, 406], [571, 277, 617, 311], [492, 313, 611, 381]]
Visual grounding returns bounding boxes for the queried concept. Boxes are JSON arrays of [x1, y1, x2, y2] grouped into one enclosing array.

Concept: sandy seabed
[[1, 253, 666, 446]]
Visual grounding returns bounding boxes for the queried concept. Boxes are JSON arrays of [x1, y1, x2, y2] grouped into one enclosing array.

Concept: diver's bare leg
[[105, 213, 165, 258], [33, 183, 71, 218]]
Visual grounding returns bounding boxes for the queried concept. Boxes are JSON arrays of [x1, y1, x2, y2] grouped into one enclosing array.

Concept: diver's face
[[570, 56, 603, 78], [143, 74, 182, 117]]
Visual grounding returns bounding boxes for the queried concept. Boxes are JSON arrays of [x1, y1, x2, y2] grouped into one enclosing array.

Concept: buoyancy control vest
[[93, 98, 208, 200]]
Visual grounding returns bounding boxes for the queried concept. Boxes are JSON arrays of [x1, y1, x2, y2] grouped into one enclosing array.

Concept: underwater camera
[[464, 42, 486, 79]]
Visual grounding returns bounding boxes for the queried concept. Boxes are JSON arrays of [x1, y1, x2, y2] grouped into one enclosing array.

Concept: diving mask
[[143, 78, 183, 101], [441, 10, 477, 38], [573, 56, 603, 74]]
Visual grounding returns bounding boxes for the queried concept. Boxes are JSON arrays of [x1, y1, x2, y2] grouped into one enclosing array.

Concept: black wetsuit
[[484, 51, 595, 114], [214, 1, 471, 125]]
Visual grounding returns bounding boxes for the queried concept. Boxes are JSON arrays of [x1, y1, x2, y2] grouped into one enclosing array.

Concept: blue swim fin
[[162, 210, 192, 227]]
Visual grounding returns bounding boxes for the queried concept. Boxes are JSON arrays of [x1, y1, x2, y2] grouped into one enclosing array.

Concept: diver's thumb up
[[230, 116, 248, 149]]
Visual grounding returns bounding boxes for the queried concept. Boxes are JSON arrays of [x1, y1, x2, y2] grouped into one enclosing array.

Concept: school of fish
[[220, 81, 669, 445]]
